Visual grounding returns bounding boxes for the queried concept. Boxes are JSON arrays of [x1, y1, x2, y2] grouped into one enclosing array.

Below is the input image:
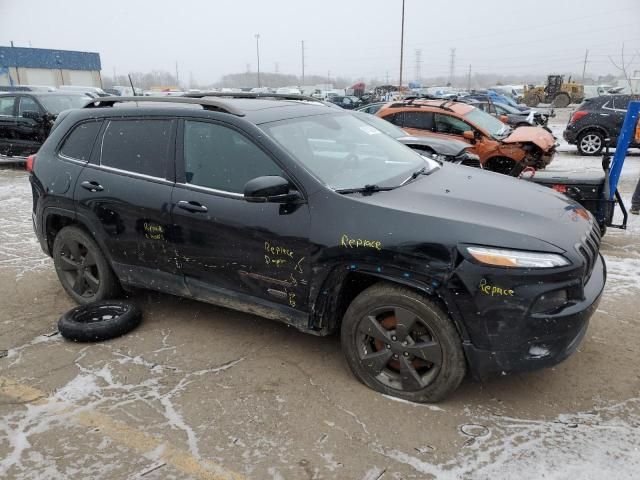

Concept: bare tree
[[609, 44, 638, 93]]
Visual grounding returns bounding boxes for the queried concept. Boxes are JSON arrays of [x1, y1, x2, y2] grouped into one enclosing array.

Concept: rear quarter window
[[59, 121, 102, 161], [99, 119, 173, 178]]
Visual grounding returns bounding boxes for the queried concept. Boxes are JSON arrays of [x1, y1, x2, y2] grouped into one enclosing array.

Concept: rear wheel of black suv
[[52, 226, 120, 305], [341, 283, 466, 403], [577, 130, 604, 156]]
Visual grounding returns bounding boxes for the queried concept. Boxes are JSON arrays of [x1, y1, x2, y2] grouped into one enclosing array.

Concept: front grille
[[575, 221, 601, 284]]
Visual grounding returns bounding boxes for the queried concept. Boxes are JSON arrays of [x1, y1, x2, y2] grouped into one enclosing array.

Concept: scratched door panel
[[171, 185, 312, 311]]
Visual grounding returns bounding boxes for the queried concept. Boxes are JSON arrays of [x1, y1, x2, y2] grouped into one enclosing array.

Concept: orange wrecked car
[[376, 99, 557, 175]]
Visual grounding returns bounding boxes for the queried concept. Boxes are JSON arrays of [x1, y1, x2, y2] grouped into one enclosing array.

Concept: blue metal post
[[609, 100, 640, 199]]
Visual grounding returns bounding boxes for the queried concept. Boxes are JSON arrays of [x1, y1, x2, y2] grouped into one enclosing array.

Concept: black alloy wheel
[[53, 226, 120, 304], [341, 284, 466, 402], [356, 305, 443, 391]]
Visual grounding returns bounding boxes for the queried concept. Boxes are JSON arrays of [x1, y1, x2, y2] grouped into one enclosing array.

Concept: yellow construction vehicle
[[523, 75, 584, 108]]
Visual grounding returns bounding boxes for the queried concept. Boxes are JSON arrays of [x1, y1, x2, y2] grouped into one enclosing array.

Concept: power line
[[399, 0, 405, 90]]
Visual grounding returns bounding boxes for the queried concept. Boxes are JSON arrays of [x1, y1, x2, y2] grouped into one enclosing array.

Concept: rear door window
[[59, 121, 102, 161], [100, 119, 173, 178], [403, 111, 434, 130], [611, 96, 631, 111]]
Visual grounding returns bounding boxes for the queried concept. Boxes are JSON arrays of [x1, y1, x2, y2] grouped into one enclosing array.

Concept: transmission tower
[[448, 48, 456, 86]]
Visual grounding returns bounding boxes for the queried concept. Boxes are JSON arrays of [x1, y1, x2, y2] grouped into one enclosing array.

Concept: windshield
[[464, 107, 511, 138], [351, 111, 405, 139], [36, 95, 89, 114], [493, 102, 521, 114], [261, 113, 433, 190]]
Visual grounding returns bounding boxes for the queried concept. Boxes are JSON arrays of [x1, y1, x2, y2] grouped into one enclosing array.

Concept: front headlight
[[466, 246, 570, 268]]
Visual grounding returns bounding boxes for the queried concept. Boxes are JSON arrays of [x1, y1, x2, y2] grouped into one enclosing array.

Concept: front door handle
[[80, 180, 104, 192], [177, 200, 208, 213]]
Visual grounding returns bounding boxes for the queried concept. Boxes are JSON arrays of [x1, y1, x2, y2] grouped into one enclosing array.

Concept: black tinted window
[[59, 121, 102, 161], [612, 96, 630, 110], [403, 112, 434, 130], [184, 120, 282, 193], [100, 120, 172, 178], [0, 96, 15, 116], [384, 112, 403, 126]]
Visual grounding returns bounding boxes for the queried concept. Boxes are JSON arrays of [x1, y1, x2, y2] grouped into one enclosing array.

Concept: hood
[[398, 135, 469, 156], [344, 163, 592, 254], [503, 126, 555, 151]]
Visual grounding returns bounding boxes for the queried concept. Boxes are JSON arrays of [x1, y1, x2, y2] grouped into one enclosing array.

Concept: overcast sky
[[1, 0, 639, 85]]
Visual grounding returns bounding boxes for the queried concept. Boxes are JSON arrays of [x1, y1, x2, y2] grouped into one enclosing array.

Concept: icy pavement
[[1, 118, 640, 479], [0, 168, 51, 278]]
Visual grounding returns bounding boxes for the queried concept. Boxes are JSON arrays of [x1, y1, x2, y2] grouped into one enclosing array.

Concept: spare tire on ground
[[58, 301, 142, 342]]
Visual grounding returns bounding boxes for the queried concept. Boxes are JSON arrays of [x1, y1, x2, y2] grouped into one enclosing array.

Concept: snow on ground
[[0, 169, 51, 278]]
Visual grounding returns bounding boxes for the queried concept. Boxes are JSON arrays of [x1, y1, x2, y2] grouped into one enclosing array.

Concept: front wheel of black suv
[[52, 226, 121, 305], [341, 283, 466, 403]]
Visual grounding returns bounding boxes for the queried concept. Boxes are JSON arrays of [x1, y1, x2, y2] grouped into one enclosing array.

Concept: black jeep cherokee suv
[[29, 94, 606, 402], [563, 94, 640, 155]]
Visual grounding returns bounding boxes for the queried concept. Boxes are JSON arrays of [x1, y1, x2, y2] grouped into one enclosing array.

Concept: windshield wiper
[[335, 184, 395, 195], [400, 166, 427, 186]]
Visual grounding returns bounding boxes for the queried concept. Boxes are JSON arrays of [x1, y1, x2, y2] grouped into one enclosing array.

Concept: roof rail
[[388, 98, 455, 112], [183, 91, 325, 103], [83, 96, 245, 116]]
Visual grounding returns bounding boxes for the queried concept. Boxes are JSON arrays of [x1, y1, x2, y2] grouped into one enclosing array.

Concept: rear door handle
[[177, 200, 208, 213], [80, 180, 104, 192]]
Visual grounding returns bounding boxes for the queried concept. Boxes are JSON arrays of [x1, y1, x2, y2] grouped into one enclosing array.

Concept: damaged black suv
[[29, 94, 606, 402]]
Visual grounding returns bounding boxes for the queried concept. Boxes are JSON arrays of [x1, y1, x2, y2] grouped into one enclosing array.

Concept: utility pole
[[327, 70, 331, 88], [415, 49, 422, 84], [386, 71, 390, 85], [448, 48, 456, 86], [255, 34, 261, 88], [301, 40, 305, 85], [113, 67, 116, 83], [467, 64, 471, 91], [175, 61, 179, 88], [399, 0, 405, 93], [582, 49, 589, 83]]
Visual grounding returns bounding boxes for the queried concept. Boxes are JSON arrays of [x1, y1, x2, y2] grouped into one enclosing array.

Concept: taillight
[[569, 111, 588, 124], [26, 154, 36, 173], [552, 184, 567, 194]]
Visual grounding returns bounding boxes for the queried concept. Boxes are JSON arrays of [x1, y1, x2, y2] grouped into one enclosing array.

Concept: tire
[[52, 226, 121, 305], [577, 130, 604, 156], [484, 156, 518, 176], [340, 283, 466, 403], [58, 301, 141, 342], [551, 93, 571, 108]]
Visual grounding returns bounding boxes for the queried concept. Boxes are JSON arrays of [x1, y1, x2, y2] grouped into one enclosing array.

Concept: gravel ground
[[1, 109, 639, 479]]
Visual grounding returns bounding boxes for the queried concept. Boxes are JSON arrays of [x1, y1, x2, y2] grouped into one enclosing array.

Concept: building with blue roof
[[0, 46, 102, 87]]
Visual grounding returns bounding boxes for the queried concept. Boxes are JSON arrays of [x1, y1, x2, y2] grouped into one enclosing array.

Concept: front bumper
[[459, 253, 606, 379], [563, 127, 577, 144]]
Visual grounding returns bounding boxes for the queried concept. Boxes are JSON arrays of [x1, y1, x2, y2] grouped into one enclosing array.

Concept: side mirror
[[21, 111, 42, 121], [462, 130, 475, 141], [243, 176, 302, 203]]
